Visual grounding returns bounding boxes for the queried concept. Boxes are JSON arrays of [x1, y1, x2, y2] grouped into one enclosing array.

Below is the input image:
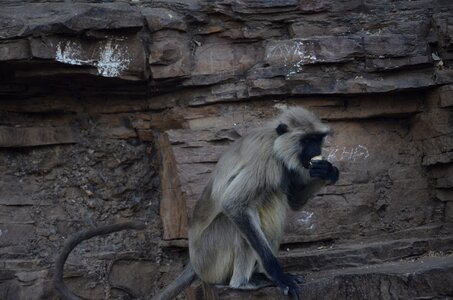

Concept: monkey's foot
[[246, 272, 274, 289], [285, 272, 305, 284], [229, 272, 304, 290], [221, 273, 274, 291]]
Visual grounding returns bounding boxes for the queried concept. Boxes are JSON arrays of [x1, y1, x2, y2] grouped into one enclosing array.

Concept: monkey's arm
[[223, 205, 300, 299], [284, 161, 339, 211], [286, 178, 325, 211]]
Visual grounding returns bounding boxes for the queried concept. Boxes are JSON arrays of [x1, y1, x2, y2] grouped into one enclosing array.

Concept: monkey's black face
[[275, 123, 328, 169], [299, 134, 325, 168]]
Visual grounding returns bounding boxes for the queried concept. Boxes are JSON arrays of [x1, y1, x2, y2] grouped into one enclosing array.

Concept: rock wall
[[0, 0, 453, 299]]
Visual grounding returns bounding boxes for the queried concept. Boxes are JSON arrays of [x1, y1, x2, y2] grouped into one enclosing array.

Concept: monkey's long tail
[[53, 221, 146, 300], [151, 263, 197, 300]]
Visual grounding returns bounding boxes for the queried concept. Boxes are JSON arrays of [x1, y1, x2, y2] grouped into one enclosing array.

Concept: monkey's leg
[[232, 272, 302, 291], [229, 236, 257, 289], [190, 214, 236, 285], [223, 207, 300, 299], [248, 272, 274, 289], [202, 282, 220, 300]]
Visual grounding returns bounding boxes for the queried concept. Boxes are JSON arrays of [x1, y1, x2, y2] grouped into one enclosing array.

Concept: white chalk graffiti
[[297, 211, 315, 230], [97, 39, 131, 77], [55, 38, 131, 78], [327, 145, 370, 162], [56, 41, 91, 65], [266, 41, 319, 78]]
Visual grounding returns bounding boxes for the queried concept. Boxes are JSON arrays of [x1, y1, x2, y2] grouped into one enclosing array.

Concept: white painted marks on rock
[[297, 211, 315, 230], [327, 144, 370, 162], [56, 41, 90, 65], [96, 39, 131, 77], [55, 38, 131, 78], [266, 40, 319, 79]]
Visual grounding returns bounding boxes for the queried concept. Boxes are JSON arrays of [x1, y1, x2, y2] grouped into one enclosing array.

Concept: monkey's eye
[[276, 123, 288, 135]]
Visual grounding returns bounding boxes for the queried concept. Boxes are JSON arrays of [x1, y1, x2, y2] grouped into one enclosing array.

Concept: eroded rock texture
[[0, 0, 453, 299]]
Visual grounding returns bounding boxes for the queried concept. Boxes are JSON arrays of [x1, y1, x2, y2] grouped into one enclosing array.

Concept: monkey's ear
[[276, 123, 288, 135]]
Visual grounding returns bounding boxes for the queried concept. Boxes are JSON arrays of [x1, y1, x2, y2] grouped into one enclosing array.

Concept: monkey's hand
[[309, 160, 339, 184], [274, 272, 301, 299]]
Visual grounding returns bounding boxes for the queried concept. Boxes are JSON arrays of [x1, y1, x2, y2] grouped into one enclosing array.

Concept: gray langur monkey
[[53, 107, 339, 300], [153, 106, 340, 300]]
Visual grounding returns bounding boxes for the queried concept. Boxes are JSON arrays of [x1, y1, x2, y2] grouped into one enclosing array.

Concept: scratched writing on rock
[[327, 145, 370, 162], [266, 41, 318, 78]]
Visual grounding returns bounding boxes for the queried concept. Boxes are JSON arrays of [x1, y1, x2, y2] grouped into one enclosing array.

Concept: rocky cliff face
[[1, 0, 453, 299]]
